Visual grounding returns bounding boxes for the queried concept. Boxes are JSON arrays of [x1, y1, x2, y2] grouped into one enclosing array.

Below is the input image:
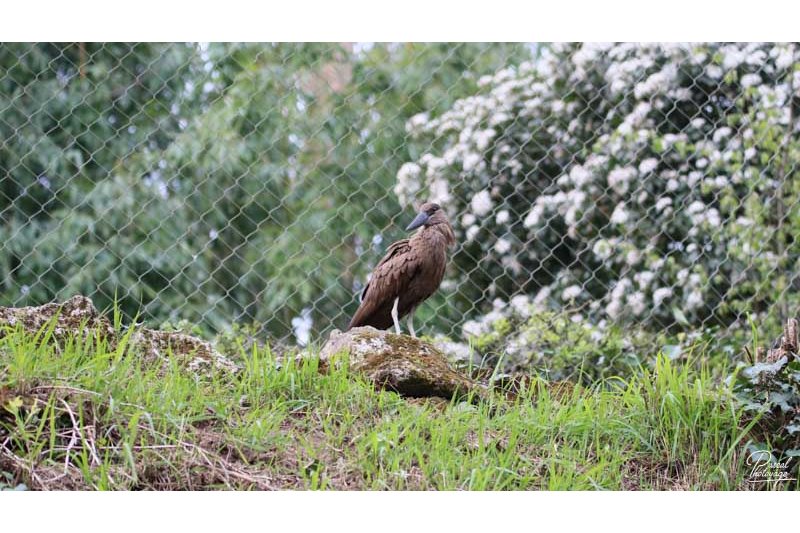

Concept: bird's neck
[[416, 222, 455, 247]]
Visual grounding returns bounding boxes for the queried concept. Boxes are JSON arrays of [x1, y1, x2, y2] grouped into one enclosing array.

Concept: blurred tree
[[0, 43, 531, 341], [1, 43, 212, 307]]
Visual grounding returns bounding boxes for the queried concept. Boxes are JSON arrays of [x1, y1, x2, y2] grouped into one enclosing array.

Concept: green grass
[[0, 321, 763, 490]]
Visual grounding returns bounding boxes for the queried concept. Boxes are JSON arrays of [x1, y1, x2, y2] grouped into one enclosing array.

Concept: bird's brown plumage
[[348, 202, 455, 331]]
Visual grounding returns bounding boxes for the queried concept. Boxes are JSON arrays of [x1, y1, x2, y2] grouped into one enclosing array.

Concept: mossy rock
[[320, 326, 486, 401], [0, 295, 237, 374], [0, 295, 114, 340]]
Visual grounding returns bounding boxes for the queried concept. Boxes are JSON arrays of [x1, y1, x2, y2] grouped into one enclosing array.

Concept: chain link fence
[[2, 43, 799, 347]]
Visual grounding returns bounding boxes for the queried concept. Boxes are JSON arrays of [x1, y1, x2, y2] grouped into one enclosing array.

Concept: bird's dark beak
[[406, 212, 429, 231]]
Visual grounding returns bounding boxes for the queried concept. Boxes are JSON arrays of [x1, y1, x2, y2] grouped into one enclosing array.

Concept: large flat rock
[[320, 326, 485, 401]]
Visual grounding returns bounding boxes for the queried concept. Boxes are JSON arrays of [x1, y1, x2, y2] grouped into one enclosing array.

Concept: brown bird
[[348, 201, 456, 336]]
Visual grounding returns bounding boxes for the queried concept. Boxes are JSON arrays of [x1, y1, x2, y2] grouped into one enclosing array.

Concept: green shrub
[[731, 320, 800, 462]]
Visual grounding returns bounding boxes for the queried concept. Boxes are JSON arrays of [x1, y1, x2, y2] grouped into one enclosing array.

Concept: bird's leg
[[407, 312, 417, 338], [391, 297, 402, 334]]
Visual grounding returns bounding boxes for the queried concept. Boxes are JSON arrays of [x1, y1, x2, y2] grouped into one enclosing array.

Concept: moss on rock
[[320, 326, 486, 401], [0, 295, 238, 374]]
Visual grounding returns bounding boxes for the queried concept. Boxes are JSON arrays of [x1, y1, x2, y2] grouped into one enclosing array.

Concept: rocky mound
[[0, 295, 237, 373]]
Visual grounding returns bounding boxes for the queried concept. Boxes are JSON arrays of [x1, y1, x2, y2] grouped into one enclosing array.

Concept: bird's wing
[[349, 239, 419, 328], [360, 239, 411, 301]]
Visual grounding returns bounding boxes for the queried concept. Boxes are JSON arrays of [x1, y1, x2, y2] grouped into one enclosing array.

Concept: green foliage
[[458, 303, 746, 384], [1, 43, 532, 340], [732, 353, 800, 461], [158, 318, 204, 337], [1, 43, 213, 315]]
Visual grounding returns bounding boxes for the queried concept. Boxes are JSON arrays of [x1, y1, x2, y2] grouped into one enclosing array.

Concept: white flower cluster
[[396, 42, 799, 329], [457, 292, 612, 370]]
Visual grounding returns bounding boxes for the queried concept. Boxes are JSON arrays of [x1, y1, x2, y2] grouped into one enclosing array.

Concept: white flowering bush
[[438, 296, 657, 381], [459, 297, 650, 381], [397, 43, 800, 333], [433, 295, 745, 381]]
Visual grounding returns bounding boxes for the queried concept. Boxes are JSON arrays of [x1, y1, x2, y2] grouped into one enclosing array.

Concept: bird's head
[[405, 201, 445, 231]]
